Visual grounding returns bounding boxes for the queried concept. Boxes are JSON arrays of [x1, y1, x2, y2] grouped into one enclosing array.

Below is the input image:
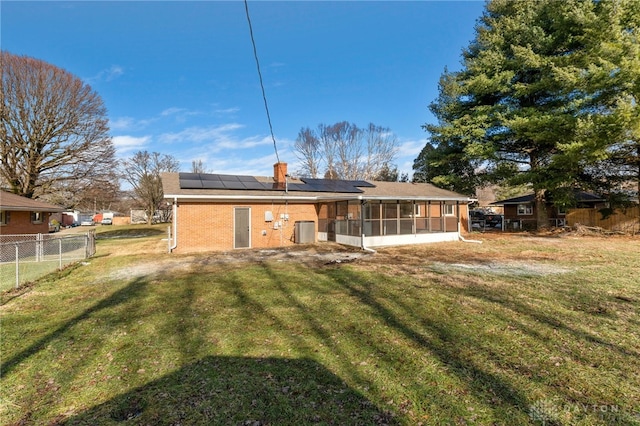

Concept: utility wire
[[244, 0, 280, 164]]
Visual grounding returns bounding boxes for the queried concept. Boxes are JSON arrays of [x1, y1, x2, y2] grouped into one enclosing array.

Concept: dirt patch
[[428, 260, 570, 276], [105, 244, 373, 282], [101, 234, 636, 283]]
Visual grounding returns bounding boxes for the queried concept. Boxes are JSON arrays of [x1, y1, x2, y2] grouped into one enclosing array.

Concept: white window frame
[[0, 210, 8, 225], [443, 204, 455, 216], [517, 204, 533, 215], [31, 211, 44, 224]]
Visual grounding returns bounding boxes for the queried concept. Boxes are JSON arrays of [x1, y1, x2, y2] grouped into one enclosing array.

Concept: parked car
[[80, 220, 94, 226], [48, 220, 60, 233], [470, 210, 503, 229], [101, 218, 113, 225]]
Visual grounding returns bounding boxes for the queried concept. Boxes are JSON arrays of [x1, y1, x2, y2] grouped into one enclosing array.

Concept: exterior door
[[234, 207, 251, 249]]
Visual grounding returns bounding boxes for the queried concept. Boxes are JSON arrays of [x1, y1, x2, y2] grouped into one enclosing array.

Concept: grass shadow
[[59, 355, 396, 425], [321, 266, 533, 420], [1, 277, 148, 378], [95, 227, 166, 240]]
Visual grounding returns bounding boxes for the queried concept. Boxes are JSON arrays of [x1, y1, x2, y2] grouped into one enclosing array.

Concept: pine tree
[[422, 0, 639, 228]]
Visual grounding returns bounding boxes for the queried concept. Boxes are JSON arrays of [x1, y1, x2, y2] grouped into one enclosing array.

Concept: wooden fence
[[566, 206, 640, 234]]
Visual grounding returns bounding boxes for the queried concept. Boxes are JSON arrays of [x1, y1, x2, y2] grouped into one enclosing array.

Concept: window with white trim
[[0, 210, 8, 225], [443, 204, 455, 216], [31, 211, 43, 223], [517, 204, 533, 215]]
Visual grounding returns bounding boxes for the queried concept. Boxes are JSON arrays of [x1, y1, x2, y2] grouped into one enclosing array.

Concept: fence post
[[15, 243, 19, 289], [36, 233, 41, 262], [59, 238, 63, 270]]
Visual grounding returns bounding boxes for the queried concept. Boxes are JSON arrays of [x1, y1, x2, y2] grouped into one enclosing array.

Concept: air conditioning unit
[[294, 221, 315, 244]]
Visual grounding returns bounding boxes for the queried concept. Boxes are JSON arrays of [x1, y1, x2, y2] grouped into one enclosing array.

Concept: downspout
[[459, 200, 482, 243], [169, 197, 178, 252]]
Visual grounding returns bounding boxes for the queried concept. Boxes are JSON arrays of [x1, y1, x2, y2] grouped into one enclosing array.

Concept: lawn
[[1, 227, 639, 425]]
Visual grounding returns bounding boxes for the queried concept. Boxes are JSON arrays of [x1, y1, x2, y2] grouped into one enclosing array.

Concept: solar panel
[[243, 181, 269, 190], [352, 180, 376, 188], [299, 177, 373, 192], [201, 180, 226, 189], [179, 179, 203, 189], [221, 181, 246, 190], [180, 173, 201, 180], [179, 173, 374, 193], [200, 174, 223, 181], [216, 174, 241, 181]]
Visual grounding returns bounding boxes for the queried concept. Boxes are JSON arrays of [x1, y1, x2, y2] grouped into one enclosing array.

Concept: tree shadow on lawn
[[315, 264, 638, 424], [95, 227, 166, 240], [451, 281, 640, 359], [60, 355, 396, 425], [1, 277, 149, 378]]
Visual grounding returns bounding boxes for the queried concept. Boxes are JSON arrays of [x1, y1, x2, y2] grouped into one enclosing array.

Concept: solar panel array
[[178, 173, 375, 193]]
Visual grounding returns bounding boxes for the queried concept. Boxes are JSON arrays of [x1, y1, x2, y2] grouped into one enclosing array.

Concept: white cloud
[[109, 116, 157, 132], [160, 107, 187, 117], [85, 65, 124, 84], [217, 135, 273, 150], [158, 124, 245, 146], [214, 107, 240, 115], [397, 139, 428, 158], [105, 65, 124, 81], [112, 135, 151, 156]]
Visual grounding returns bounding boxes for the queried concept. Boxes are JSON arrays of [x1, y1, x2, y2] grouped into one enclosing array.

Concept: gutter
[[164, 194, 320, 202], [165, 193, 473, 203], [169, 197, 178, 252]]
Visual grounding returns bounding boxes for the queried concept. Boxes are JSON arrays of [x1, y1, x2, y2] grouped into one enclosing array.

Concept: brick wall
[[0, 210, 51, 235], [174, 201, 319, 253]]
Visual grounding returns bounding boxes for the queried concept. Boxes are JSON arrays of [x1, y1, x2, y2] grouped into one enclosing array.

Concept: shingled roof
[[491, 191, 605, 205], [0, 190, 64, 212], [161, 172, 472, 202]]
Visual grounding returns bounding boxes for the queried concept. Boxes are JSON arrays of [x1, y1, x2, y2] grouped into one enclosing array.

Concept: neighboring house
[[492, 191, 606, 230], [0, 190, 65, 234], [161, 163, 473, 253]]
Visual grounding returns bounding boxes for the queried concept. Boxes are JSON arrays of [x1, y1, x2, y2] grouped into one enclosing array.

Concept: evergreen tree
[[422, 0, 639, 228]]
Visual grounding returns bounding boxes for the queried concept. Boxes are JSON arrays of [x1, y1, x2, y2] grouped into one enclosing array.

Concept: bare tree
[[293, 121, 399, 180], [191, 159, 210, 174], [120, 151, 180, 224], [0, 51, 116, 201], [293, 127, 321, 178]]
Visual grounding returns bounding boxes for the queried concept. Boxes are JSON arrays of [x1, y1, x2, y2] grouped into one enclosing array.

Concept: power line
[[243, 0, 280, 164]]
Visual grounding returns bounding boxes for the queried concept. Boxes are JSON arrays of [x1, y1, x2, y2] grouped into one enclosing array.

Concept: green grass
[[1, 231, 639, 425]]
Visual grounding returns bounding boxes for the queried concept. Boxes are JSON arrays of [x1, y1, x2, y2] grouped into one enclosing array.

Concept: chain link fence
[[0, 231, 95, 291]]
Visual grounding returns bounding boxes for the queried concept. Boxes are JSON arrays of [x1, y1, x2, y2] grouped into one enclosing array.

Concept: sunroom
[[317, 197, 466, 249]]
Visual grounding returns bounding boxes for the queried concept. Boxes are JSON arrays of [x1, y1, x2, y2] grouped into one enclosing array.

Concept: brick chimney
[[273, 162, 288, 185]]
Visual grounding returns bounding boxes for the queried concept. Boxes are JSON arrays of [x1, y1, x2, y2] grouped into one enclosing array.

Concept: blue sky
[[2, 1, 486, 178]]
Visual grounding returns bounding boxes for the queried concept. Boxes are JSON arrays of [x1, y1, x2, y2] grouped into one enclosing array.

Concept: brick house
[[161, 163, 473, 253], [0, 190, 65, 234], [492, 191, 606, 229]]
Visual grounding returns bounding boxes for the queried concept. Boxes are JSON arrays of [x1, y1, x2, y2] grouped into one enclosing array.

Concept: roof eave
[[1, 206, 65, 212], [165, 193, 473, 202]]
